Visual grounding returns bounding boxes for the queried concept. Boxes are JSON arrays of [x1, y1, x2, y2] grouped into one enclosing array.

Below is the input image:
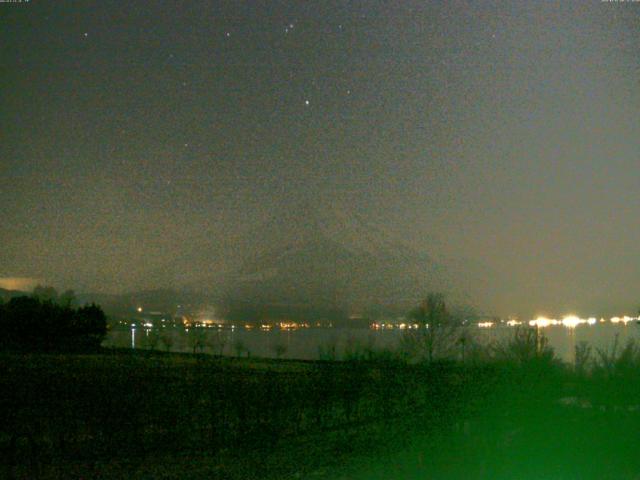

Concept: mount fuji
[[218, 204, 452, 321], [139, 203, 500, 321]]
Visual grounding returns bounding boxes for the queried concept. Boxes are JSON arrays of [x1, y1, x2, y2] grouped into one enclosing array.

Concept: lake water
[[103, 322, 640, 363]]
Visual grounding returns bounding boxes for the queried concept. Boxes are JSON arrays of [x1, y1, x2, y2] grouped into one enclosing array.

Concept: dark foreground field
[[2, 348, 640, 479]]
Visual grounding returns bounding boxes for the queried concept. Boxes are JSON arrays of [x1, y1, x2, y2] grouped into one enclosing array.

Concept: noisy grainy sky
[[1, 1, 639, 317]]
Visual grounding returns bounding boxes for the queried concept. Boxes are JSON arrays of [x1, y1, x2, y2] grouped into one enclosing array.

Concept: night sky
[[2, 1, 639, 317]]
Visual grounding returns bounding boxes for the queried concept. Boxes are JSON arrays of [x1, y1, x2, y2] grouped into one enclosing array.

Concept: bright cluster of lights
[[277, 321, 312, 330], [527, 315, 637, 328], [610, 316, 636, 324], [529, 317, 559, 328], [278, 321, 299, 330], [367, 314, 639, 331], [370, 322, 420, 330], [371, 323, 394, 330], [529, 316, 597, 328], [561, 316, 583, 328]]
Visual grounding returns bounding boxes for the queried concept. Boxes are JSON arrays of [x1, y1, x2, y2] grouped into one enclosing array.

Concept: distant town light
[[529, 316, 558, 328], [561, 315, 583, 329]]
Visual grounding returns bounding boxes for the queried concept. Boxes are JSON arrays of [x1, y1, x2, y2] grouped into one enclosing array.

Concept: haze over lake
[[105, 321, 640, 363]]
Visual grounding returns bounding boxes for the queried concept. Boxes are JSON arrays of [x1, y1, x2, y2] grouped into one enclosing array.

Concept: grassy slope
[[3, 350, 640, 479]]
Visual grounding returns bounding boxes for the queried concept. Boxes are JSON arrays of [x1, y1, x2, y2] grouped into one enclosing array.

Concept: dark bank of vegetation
[[0, 291, 107, 353], [2, 293, 640, 479]]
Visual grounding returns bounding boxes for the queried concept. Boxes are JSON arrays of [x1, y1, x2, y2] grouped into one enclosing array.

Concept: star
[[304, 100, 310, 106], [83, 32, 88, 38], [225, 32, 231, 38]]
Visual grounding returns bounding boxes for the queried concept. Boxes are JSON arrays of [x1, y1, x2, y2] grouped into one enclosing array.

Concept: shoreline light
[[611, 316, 637, 325], [561, 315, 583, 329], [529, 316, 558, 328]]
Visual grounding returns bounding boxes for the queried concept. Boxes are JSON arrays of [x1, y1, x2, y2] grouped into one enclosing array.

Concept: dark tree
[[32, 285, 59, 302], [73, 303, 108, 350], [0, 296, 107, 352], [402, 293, 460, 363], [59, 289, 77, 308]]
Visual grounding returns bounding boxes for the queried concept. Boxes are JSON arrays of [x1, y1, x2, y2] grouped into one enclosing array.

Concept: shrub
[[490, 326, 556, 367]]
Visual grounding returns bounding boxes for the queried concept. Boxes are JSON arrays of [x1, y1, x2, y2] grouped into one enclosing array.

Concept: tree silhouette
[[59, 289, 77, 308], [32, 285, 58, 302], [0, 296, 107, 352], [402, 293, 460, 363], [272, 342, 287, 359], [187, 327, 206, 354], [160, 332, 174, 352], [145, 328, 161, 351]]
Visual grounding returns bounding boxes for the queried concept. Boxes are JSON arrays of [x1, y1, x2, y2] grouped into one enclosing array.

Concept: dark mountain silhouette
[[121, 204, 503, 321], [219, 205, 450, 320]]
